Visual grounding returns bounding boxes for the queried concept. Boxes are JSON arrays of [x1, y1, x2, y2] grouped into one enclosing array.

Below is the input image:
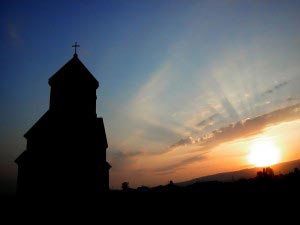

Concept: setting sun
[[248, 139, 281, 167]]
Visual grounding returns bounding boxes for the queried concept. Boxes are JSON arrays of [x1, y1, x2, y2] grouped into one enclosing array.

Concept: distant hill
[[177, 159, 300, 187]]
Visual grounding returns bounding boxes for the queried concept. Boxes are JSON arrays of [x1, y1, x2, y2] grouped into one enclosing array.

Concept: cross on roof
[[72, 42, 80, 55]]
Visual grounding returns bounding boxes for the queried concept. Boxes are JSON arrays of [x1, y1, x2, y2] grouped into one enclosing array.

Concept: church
[[15, 44, 111, 195]]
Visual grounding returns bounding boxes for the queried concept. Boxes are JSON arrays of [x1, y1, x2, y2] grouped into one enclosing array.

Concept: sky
[[1, 0, 300, 193]]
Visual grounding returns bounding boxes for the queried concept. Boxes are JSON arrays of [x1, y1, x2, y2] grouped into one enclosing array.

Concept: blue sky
[[1, 0, 300, 191]]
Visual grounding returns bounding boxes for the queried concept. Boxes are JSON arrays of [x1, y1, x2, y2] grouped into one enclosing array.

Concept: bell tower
[[15, 43, 111, 195]]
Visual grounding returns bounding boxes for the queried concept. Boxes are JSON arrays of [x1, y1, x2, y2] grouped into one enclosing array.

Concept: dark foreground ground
[[1, 169, 299, 221]]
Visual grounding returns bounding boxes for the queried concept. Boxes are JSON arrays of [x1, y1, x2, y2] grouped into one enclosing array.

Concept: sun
[[248, 139, 281, 167]]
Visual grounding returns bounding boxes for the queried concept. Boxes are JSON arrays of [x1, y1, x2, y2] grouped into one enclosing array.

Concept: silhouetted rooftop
[[48, 54, 99, 88], [23, 111, 50, 139]]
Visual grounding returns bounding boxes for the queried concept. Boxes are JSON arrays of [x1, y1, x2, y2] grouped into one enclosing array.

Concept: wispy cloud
[[127, 61, 186, 147], [108, 149, 143, 172], [169, 104, 300, 152], [262, 80, 289, 96], [197, 113, 221, 127], [155, 155, 206, 174]]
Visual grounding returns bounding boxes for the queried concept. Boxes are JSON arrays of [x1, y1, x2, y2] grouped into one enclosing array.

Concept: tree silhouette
[[122, 182, 130, 191]]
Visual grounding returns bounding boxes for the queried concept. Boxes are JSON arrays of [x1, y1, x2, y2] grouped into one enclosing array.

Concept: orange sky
[[109, 118, 300, 189]]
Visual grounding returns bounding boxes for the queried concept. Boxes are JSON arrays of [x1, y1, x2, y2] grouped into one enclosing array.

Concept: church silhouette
[[15, 44, 111, 195]]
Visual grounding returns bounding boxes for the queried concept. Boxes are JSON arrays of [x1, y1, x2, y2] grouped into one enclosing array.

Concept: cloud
[[155, 155, 206, 174], [197, 113, 220, 128], [169, 104, 300, 152], [108, 150, 143, 172], [169, 136, 195, 149], [208, 73, 241, 123], [262, 80, 289, 96], [129, 62, 175, 133], [127, 61, 191, 149]]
